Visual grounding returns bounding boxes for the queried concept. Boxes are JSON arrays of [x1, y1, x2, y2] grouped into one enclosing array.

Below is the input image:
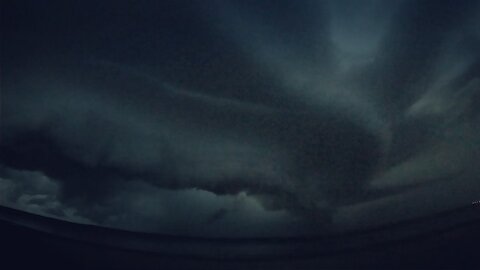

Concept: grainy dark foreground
[[1, 206, 480, 269]]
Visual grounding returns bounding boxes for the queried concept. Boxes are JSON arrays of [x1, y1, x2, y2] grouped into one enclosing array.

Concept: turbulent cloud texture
[[1, 0, 480, 236]]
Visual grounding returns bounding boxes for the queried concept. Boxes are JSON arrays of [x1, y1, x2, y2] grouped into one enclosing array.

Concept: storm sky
[[1, 0, 480, 237]]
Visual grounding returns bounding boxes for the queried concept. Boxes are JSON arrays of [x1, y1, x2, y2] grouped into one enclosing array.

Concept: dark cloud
[[1, 0, 480, 237], [0, 166, 314, 237], [363, 0, 480, 113], [0, 166, 92, 224], [1, 59, 382, 211]]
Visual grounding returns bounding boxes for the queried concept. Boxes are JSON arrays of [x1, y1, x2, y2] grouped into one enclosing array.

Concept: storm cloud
[[1, 0, 480, 237]]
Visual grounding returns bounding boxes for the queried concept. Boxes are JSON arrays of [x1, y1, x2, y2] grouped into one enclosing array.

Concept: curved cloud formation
[[1, 0, 479, 236]]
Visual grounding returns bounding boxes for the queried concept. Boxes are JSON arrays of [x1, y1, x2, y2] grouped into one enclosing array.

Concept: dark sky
[[1, 0, 480, 237]]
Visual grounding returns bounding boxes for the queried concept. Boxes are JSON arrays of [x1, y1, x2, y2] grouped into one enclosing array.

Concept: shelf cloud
[[1, 0, 479, 237]]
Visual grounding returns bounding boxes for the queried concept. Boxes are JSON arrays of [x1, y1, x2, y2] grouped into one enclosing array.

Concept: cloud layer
[[1, 0, 479, 237]]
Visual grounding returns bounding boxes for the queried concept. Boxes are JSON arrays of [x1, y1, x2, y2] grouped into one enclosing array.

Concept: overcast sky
[[1, 0, 480, 237]]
